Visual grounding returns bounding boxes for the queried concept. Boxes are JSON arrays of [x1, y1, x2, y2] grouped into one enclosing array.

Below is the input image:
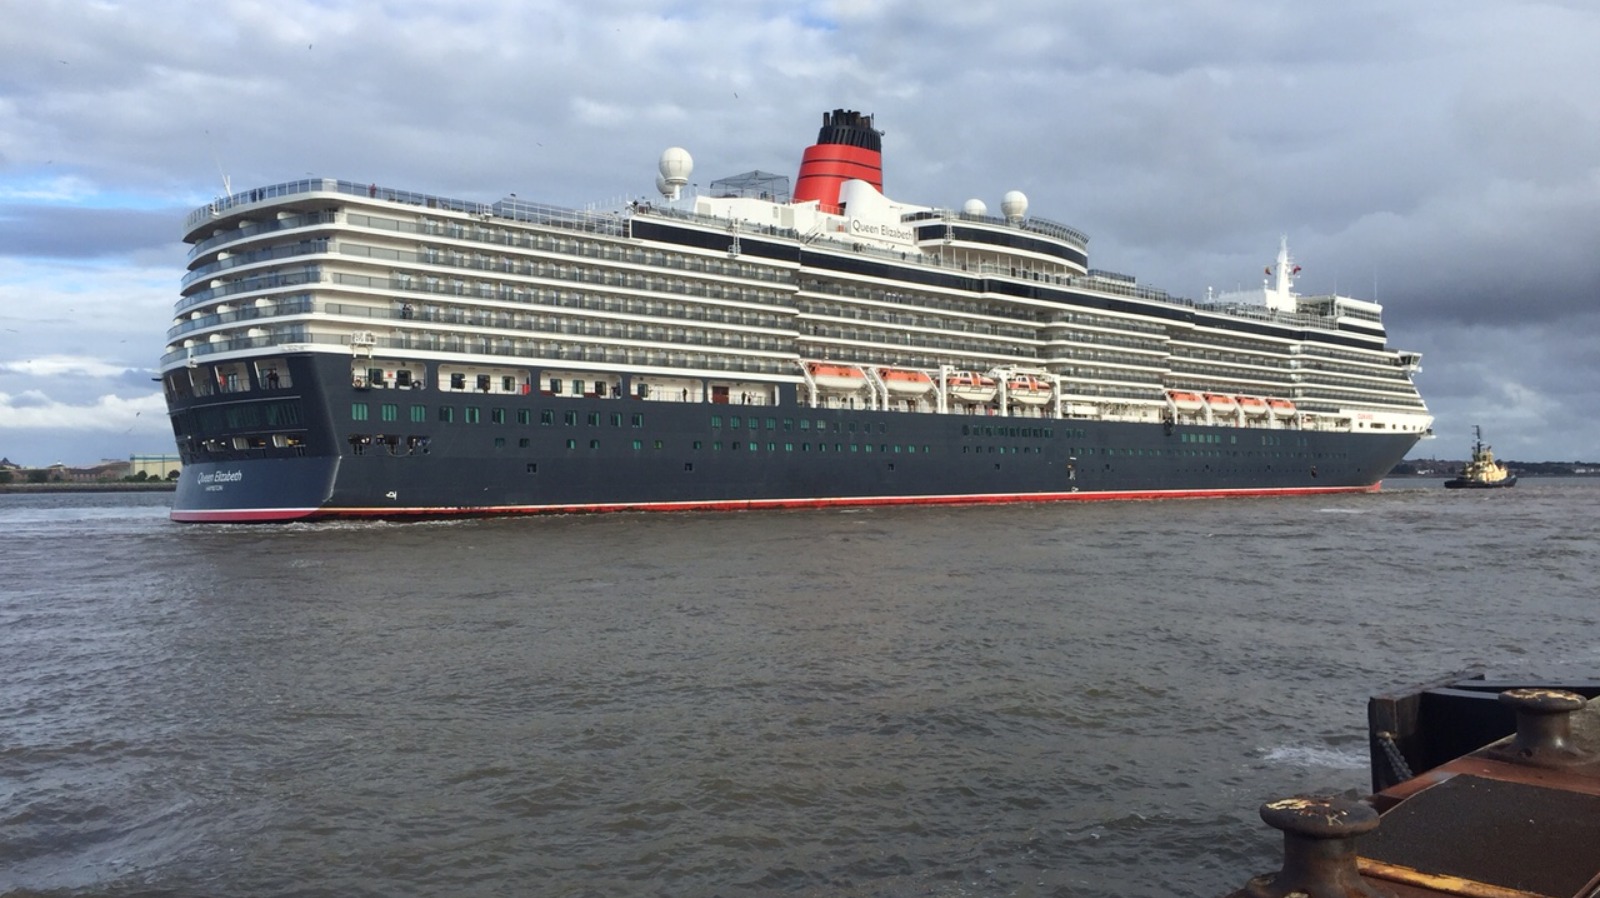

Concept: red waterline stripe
[[170, 483, 1381, 523]]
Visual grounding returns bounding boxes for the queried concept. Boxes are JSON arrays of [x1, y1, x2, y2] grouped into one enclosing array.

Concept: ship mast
[[1264, 235, 1298, 313]]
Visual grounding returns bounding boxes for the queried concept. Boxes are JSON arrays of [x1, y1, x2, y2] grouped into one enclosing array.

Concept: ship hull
[[1442, 476, 1517, 489], [168, 355, 1419, 522]]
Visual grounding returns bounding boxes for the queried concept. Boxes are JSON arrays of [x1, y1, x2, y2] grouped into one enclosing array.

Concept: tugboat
[[1444, 425, 1516, 489]]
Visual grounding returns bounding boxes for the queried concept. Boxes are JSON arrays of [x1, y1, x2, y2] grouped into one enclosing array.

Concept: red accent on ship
[[792, 109, 883, 212]]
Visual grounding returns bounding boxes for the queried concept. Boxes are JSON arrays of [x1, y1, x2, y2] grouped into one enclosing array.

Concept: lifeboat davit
[[807, 362, 867, 393], [1166, 390, 1204, 413], [1236, 395, 1270, 417], [879, 368, 934, 396], [946, 371, 997, 403], [1268, 398, 1297, 418], [1204, 393, 1238, 413], [1006, 374, 1053, 405]]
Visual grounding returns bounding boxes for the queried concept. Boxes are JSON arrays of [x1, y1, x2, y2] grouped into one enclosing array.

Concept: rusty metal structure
[[1228, 674, 1600, 898]]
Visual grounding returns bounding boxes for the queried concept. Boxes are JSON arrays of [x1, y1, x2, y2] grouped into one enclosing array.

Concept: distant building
[[58, 460, 130, 482], [130, 454, 183, 480]]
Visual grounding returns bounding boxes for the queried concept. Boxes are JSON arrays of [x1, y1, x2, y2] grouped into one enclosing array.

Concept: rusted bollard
[[1496, 687, 1590, 766], [1227, 794, 1391, 898]]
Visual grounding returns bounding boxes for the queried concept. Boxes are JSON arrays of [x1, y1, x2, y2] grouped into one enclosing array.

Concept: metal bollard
[[1226, 794, 1392, 898], [1493, 687, 1591, 767]]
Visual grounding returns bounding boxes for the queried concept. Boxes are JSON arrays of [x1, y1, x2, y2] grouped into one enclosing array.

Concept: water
[[3, 482, 1598, 897]]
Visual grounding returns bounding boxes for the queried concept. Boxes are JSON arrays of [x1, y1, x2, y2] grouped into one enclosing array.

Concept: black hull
[[1443, 477, 1517, 489], [168, 355, 1421, 522]]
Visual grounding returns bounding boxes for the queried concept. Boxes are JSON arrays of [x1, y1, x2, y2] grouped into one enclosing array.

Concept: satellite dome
[[658, 147, 692, 200], [962, 198, 988, 217], [1001, 190, 1028, 223]]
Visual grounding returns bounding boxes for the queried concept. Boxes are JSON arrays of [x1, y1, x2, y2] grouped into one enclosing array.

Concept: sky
[[2, 0, 1597, 466]]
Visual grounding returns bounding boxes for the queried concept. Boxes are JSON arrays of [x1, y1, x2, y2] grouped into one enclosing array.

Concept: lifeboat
[[1006, 374, 1053, 405], [807, 362, 867, 393], [1235, 395, 1270, 417], [946, 371, 998, 403], [879, 368, 934, 396], [1166, 390, 1204, 413], [1205, 393, 1238, 413], [1267, 398, 1297, 418]]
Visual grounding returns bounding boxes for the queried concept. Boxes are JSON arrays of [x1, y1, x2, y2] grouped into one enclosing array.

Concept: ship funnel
[[792, 109, 882, 211]]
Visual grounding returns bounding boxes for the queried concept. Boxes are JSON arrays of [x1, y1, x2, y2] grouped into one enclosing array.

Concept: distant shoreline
[[0, 482, 177, 494]]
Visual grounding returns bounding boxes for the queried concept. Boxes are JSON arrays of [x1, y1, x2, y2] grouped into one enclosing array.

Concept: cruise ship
[[162, 109, 1432, 522]]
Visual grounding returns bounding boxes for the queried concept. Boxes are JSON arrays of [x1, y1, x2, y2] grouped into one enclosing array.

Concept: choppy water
[[3, 481, 1598, 897]]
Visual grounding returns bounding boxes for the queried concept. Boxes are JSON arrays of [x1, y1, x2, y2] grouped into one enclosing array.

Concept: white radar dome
[[1001, 190, 1028, 223], [962, 198, 988, 217], [658, 147, 693, 200]]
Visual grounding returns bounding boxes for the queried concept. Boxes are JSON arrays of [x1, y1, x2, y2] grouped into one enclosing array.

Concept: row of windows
[[353, 402, 647, 428], [962, 424, 1064, 439]]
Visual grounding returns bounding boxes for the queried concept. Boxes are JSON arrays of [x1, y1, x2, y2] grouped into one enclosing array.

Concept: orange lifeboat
[[1268, 398, 1297, 418], [807, 362, 867, 393], [1006, 374, 1053, 405], [946, 371, 998, 403], [1235, 395, 1270, 417], [879, 368, 934, 396], [1166, 390, 1204, 413], [1204, 393, 1238, 413]]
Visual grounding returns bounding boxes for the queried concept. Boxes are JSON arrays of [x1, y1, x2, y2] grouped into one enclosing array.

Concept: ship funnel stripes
[[792, 109, 883, 210]]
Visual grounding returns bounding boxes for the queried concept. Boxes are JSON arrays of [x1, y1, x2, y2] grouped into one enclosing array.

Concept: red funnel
[[792, 109, 881, 212]]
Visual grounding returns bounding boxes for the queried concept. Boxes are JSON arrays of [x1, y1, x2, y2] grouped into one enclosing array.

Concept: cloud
[[0, 388, 167, 430], [0, 355, 145, 379]]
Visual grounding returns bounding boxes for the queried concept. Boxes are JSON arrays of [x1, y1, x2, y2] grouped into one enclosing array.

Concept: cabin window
[[450, 373, 466, 390], [711, 416, 722, 428], [518, 438, 530, 448], [573, 379, 585, 396], [549, 378, 562, 394], [493, 437, 505, 448], [729, 416, 741, 428], [465, 407, 481, 424], [351, 403, 369, 421], [631, 414, 643, 428], [439, 406, 454, 423], [411, 405, 427, 423], [476, 374, 491, 392], [798, 419, 809, 431], [653, 440, 664, 450], [632, 439, 643, 450], [502, 376, 514, 393], [590, 440, 600, 450], [492, 408, 505, 424], [516, 409, 530, 425], [564, 411, 577, 426], [611, 413, 622, 427], [587, 412, 600, 426], [540, 410, 553, 425], [566, 439, 576, 449]]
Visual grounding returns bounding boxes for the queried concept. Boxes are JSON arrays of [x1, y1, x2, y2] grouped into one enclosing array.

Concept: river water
[[3, 481, 1597, 897]]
